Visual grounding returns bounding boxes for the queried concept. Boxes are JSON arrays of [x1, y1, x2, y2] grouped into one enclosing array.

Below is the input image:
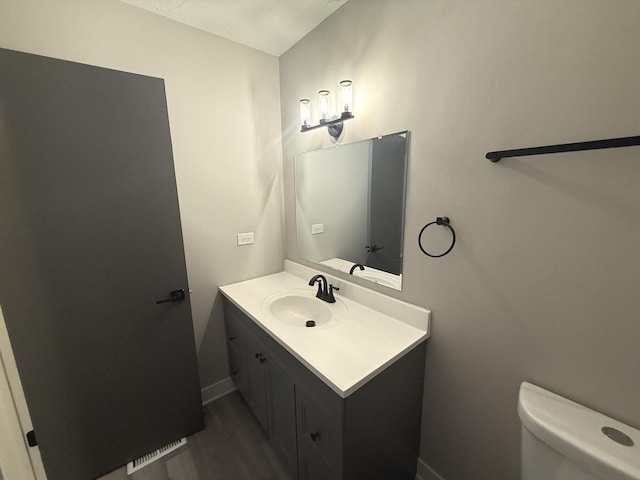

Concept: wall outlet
[[311, 224, 324, 235], [237, 232, 255, 246]]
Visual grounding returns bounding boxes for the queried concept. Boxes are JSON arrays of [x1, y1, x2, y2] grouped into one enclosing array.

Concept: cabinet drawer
[[297, 387, 342, 475]]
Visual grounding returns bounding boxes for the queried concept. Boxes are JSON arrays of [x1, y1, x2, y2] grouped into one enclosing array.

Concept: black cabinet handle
[[310, 432, 319, 442], [155, 289, 186, 304]]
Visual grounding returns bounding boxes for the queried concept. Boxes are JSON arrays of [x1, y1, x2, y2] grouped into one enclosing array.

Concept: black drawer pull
[[310, 432, 319, 442]]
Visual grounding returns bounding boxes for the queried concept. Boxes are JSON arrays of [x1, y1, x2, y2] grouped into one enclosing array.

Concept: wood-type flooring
[[98, 391, 290, 480]]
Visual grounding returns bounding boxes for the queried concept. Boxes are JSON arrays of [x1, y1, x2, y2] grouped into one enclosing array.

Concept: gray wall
[[280, 0, 640, 478], [0, 0, 284, 390]]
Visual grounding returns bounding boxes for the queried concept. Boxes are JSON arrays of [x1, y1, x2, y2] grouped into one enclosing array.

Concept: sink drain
[[601, 426, 634, 446], [305, 320, 316, 327]]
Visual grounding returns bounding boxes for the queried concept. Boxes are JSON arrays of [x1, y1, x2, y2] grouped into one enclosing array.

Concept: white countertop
[[219, 260, 430, 398]]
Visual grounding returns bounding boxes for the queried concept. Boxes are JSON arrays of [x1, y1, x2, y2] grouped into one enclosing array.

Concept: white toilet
[[518, 382, 640, 480]]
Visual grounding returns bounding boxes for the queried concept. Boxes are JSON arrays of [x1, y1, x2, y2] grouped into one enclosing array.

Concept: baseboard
[[416, 457, 445, 480], [201, 377, 237, 405]]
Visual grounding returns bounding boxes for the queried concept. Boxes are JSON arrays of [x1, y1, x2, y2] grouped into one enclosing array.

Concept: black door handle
[[155, 289, 186, 304], [365, 245, 384, 253]]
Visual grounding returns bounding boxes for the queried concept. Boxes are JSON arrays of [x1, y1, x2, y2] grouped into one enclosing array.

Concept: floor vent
[[126, 437, 186, 475]]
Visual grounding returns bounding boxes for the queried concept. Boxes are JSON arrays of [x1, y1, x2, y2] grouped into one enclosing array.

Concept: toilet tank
[[518, 382, 640, 480]]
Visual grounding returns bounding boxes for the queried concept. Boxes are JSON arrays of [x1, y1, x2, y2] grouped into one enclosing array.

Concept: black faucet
[[349, 263, 365, 275], [308, 274, 339, 303]]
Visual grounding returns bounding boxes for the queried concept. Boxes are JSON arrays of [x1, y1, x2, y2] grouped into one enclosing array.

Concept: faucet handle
[[326, 284, 339, 303]]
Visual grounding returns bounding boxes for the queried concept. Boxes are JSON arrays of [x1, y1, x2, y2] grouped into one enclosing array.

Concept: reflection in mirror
[[295, 131, 408, 290]]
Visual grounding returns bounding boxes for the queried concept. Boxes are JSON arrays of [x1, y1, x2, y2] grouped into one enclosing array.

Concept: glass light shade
[[299, 99, 311, 127], [339, 80, 353, 114], [318, 90, 331, 123]]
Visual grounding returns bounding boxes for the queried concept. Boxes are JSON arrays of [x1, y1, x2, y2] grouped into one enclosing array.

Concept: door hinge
[[26, 430, 37, 447]]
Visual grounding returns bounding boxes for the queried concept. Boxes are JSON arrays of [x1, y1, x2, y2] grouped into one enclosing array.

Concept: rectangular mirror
[[294, 131, 409, 290]]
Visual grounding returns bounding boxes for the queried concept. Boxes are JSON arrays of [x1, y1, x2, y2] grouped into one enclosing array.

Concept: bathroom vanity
[[220, 261, 430, 480]]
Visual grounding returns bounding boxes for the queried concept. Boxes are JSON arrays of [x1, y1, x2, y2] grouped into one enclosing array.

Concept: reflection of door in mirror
[[294, 131, 408, 291], [367, 134, 407, 275]]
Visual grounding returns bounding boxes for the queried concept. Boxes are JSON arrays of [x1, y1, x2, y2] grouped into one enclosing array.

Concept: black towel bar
[[486, 135, 640, 162]]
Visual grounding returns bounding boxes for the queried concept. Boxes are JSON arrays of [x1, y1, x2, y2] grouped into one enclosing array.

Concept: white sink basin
[[261, 289, 347, 328], [270, 295, 331, 326]]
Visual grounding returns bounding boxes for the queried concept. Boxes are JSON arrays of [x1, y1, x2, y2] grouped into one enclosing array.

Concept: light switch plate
[[311, 224, 324, 235], [237, 232, 255, 246]]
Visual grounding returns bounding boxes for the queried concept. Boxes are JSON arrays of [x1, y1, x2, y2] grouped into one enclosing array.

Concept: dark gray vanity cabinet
[[226, 317, 247, 403], [222, 297, 426, 480], [266, 352, 298, 476], [245, 332, 270, 430], [227, 313, 269, 431], [296, 387, 343, 479], [224, 300, 298, 476]]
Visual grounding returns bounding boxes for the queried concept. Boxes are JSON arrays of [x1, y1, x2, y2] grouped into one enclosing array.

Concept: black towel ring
[[418, 217, 456, 258]]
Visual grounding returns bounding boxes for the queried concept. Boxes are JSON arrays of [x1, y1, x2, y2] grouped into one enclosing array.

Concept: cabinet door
[[267, 356, 297, 478], [296, 388, 342, 480], [225, 319, 248, 398], [245, 334, 268, 431], [300, 444, 336, 480]]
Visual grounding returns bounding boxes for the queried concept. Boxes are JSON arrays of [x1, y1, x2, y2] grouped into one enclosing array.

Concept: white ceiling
[[122, 0, 350, 56]]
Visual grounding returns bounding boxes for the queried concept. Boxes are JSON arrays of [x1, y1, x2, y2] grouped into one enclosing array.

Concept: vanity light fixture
[[299, 80, 355, 139], [339, 80, 353, 114], [299, 99, 311, 128], [318, 90, 331, 123]]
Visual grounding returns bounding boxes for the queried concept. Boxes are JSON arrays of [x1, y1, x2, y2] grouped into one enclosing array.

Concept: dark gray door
[[366, 134, 407, 275], [0, 48, 203, 480]]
